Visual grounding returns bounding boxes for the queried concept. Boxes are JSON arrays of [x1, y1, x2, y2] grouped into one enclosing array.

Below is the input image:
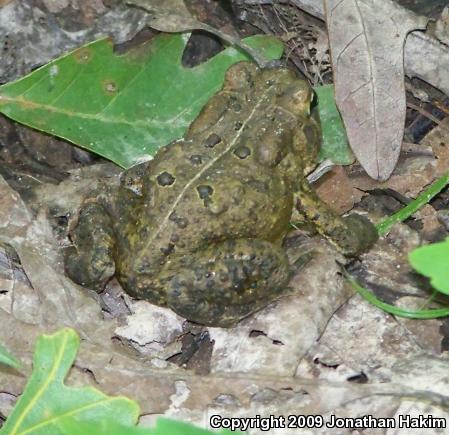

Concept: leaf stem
[[346, 273, 449, 319], [376, 170, 449, 236]]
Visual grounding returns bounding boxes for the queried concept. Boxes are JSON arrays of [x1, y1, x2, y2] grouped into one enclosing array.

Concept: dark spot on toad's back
[[189, 155, 203, 165], [177, 218, 188, 229], [204, 133, 221, 148], [230, 98, 242, 112], [157, 172, 175, 186], [233, 145, 251, 159], [197, 185, 214, 199], [160, 243, 175, 256], [169, 212, 189, 228]]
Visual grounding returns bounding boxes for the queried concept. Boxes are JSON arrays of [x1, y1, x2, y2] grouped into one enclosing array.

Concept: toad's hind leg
[[295, 179, 377, 255], [163, 239, 290, 327], [64, 201, 116, 291]]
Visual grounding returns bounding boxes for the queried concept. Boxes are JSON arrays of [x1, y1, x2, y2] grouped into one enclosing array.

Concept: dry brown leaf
[[266, 0, 449, 97], [315, 122, 449, 220], [315, 165, 365, 214], [325, 0, 428, 181], [0, 174, 116, 341], [423, 119, 449, 173]]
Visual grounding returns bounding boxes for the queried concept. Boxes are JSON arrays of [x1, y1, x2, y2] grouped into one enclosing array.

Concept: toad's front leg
[[64, 200, 116, 291], [295, 178, 378, 256], [160, 238, 290, 327]]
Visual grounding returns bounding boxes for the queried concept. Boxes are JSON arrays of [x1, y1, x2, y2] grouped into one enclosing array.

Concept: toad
[[64, 62, 377, 327]]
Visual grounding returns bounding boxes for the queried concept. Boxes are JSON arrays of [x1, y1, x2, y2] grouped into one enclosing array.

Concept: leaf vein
[[353, 0, 379, 177], [9, 334, 69, 435], [0, 96, 191, 129], [19, 396, 125, 435]]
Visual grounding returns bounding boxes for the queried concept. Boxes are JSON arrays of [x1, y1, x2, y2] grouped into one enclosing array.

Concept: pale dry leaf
[[127, 0, 192, 31], [325, 0, 428, 181], [41, 0, 106, 14], [435, 6, 449, 46], [0, 0, 152, 83], [127, 0, 269, 66], [0, 174, 116, 342], [114, 300, 184, 357], [41, 0, 71, 13]]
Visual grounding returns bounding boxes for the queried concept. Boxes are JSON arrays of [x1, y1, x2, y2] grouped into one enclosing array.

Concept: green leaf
[[376, 170, 449, 236], [0, 343, 21, 370], [0, 34, 283, 169], [409, 237, 449, 296], [314, 84, 354, 165], [0, 328, 139, 435]]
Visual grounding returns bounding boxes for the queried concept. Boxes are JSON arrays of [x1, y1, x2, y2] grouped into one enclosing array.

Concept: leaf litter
[[2, 0, 449, 432], [3, 165, 449, 431], [0, 0, 153, 83]]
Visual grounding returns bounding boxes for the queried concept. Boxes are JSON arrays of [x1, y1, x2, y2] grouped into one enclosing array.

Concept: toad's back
[[114, 62, 316, 298]]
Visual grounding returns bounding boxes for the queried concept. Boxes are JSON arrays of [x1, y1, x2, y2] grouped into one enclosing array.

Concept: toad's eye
[[303, 123, 319, 145], [256, 136, 289, 167], [310, 90, 318, 114], [292, 87, 313, 114]]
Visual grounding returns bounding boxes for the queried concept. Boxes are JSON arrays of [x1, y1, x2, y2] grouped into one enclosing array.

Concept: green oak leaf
[[0, 328, 244, 435], [0, 328, 139, 435], [0, 33, 283, 169]]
